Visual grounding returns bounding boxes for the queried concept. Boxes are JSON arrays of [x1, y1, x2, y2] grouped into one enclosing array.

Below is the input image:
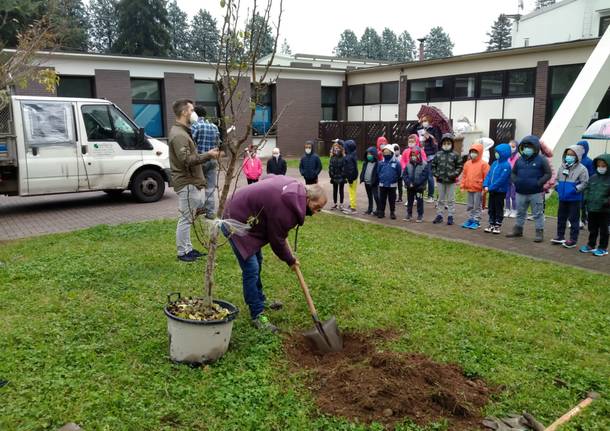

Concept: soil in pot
[[284, 330, 494, 430]]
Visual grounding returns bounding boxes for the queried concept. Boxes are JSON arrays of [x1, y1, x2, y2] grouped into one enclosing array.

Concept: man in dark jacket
[[506, 135, 552, 242], [343, 139, 359, 214], [360, 146, 379, 215], [299, 140, 322, 184], [223, 176, 327, 332], [266, 147, 287, 175]]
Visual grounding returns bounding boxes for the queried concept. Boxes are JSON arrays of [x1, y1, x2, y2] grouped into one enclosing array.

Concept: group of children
[[305, 134, 609, 257]]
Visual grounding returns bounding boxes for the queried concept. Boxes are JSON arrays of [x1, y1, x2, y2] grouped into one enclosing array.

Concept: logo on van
[[94, 144, 99, 149]]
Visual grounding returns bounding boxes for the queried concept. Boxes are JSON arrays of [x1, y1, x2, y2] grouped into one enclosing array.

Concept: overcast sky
[[176, 0, 541, 56]]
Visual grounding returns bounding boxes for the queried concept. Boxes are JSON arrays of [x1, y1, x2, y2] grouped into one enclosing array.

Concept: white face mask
[[273, 152, 280, 158], [305, 148, 312, 154], [469, 152, 478, 160], [597, 167, 608, 175], [408, 142, 415, 148], [442, 144, 452, 151], [422, 121, 429, 128], [189, 111, 199, 124]]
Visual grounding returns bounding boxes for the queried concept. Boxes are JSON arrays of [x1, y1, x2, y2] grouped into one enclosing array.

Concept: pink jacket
[[539, 140, 556, 192], [400, 135, 428, 169], [242, 156, 262, 180]]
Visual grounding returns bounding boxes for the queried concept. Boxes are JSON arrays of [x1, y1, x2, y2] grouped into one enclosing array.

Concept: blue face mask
[[565, 155, 576, 165], [522, 147, 534, 157], [383, 154, 393, 161], [495, 152, 500, 160]]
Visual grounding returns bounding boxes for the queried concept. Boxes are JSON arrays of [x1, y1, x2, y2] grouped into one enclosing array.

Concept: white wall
[[473, 99, 504, 137], [380, 105, 399, 120], [406, 103, 425, 120], [348, 69, 400, 85], [503, 98, 535, 139], [348, 106, 363, 121], [363, 105, 381, 121], [450, 101, 476, 124], [428, 101, 451, 118]]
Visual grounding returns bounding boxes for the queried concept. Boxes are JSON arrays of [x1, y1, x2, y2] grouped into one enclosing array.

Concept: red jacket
[[242, 155, 262, 180], [376, 136, 389, 161]]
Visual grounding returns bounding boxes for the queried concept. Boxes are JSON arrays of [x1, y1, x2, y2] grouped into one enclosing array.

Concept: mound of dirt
[[284, 330, 493, 430]]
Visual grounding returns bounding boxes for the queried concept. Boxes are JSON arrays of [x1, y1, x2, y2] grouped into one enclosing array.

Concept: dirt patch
[[284, 330, 493, 430]]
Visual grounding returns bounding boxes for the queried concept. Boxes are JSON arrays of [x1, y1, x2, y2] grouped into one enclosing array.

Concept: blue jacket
[[576, 140, 595, 177], [360, 147, 379, 186], [377, 155, 402, 187], [343, 140, 359, 182], [555, 145, 589, 201], [402, 160, 429, 191], [299, 151, 322, 180], [511, 135, 552, 194], [483, 143, 512, 193]]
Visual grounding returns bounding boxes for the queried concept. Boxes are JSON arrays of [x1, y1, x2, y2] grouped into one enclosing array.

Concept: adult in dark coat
[[411, 115, 441, 200], [266, 147, 287, 175], [222, 176, 327, 332]]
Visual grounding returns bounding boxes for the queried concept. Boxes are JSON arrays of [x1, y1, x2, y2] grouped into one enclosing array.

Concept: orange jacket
[[461, 143, 490, 192]]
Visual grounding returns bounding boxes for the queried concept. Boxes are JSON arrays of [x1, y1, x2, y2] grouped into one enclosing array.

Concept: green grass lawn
[[1, 215, 608, 430]]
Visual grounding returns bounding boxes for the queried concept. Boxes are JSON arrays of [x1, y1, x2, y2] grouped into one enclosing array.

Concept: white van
[[0, 96, 171, 202]]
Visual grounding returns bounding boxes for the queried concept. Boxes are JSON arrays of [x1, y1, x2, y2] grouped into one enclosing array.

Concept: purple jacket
[[223, 175, 306, 265]]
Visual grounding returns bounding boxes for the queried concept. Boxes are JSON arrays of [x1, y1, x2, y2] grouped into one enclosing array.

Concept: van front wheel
[[131, 169, 165, 203]]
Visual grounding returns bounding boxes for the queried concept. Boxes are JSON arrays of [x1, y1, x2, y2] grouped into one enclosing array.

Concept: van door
[[21, 100, 79, 194], [79, 104, 144, 190]]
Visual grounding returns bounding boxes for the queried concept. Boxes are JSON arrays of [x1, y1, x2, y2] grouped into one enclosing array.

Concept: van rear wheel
[[131, 169, 165, 203]]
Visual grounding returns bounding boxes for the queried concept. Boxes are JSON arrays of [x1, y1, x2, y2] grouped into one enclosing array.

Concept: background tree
[[397, 30, 416, 62], [47, 0, 89, 51], [359, 27, 382, 60], [113, 0, 170, 56], [87, 0, 118, 53], [486, 14, 512, 51], [381, 28, 400, 62], [280, 38, 291, 55], [334, 29, 359, 58], [190, 9, 219, 62], [244, 13, 274, 60], [0, 0, 45, 47], [424, 26, 454, 60], [536, 0, 556, 9], [166, 0, 190, 58]]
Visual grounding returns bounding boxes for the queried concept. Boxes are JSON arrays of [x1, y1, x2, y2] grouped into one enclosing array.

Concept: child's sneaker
[[579, 245, 595, 253], [330, 204, 337, 210], [509, 210, 517, 218], [416, 217, 423, 223], [483, 225, 494, 233], [426, 196, 435, 203], [338, 204, 344, 211], [390, 212, 396, 220], [492, 225, 502, 234], [432, 215, 443, 224], [550, 237, 565, 245], [462, 219, 474, 228], [468, 221, 480, 230], [403, 214, 412, 221], [447, 216, 454, 225], [593, 248, 608, 257], [562, 239, 577, 248], [503, 209, 510, 217]]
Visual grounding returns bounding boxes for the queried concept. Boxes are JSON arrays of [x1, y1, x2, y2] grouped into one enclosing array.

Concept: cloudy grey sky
[[176, 0, 540, 56]]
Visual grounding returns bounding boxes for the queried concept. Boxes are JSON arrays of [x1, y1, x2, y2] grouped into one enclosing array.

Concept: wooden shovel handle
[[545, 394, 598, 431], [294, 265, 319, 318]]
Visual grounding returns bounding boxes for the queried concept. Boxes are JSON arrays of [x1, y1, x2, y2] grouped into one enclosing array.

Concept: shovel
[[293, 265, 343, 353]]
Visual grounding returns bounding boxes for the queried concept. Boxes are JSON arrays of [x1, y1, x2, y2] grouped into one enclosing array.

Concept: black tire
[[103, 189, 125, 197], [130, 169, 165, 203]]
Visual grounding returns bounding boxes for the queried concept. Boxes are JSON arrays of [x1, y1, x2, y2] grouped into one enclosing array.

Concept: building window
[[252, 84, 273, 135], [364, 83, 380, 104], [408, 80, 429, 102], [348, 85, 364, 105], [507, 69, 535, 97], [479, 72, 504, 98], [131, 79, 163, 138], [381, 81, 398, 104], [195, 82, 218, 120], [321, 87, 338, 121], [548, 64, 584, 123], [453, 76, 475, 99], [408, 78, 452, 102], [600, 15, 610, 36], [57, 76, 94, 98]]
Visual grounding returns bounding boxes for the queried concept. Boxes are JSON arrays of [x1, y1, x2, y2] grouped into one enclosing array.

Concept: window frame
[[56, 75, 95, 98], [477, 71, 505, 100], [81, 104, 146, 150], [452, 74, 476, 101], [251, 83, 275, 136], [363, 83, 381, 105], [348, 84, 364, 106], [505, 68, 536, 98], [546, 63, 585, 125], [380, 81, 399, 104], [321, 87, 338, 121], [195, 81, 220, 121], [130, 78, 164, 138], [599, 15, 610, 37]]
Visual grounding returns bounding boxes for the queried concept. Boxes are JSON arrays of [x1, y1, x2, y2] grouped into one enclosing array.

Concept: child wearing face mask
[[504, 140, 520, 218], [581, 154, 610, 256], [360, 146, 380, 215], [266, 147, 287, 176], [460, 143, 490, 230], [551, 145, 589, 248], [299, 140, 322, 184], [243, 144, 262, 184], [483, 144, 512, 234], [402, 147, 429, 222], [431, 134, 463, 225], [401, 134, 428, 167], [329, 142, 347, 210], [342, 139, 359, 214], [376, 145, 402, 219], [393, 144, 404, 203]]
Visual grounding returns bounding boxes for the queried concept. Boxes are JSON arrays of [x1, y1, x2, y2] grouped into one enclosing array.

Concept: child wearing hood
[[402, 147, 429, 222], [343, 139, 359, 214], [581, 154, 610, 256], [551, 145, 589, 248], [243, 144, 262, 184], [329, 142, 347, 210], [483, 144, 512, 234], [360, 147, 379, 215], [376, 136, 389, 161], [460, 142, 490, 230], [376, 145, 402, 219], [504, 139, 520, 218], [506, 135, 552, 242], [401, 134, 428, 167], [431, 134, 463, 225], [299, 140, 322, 184], [577, 140, 595, 228], [393, 144, 404, 203]]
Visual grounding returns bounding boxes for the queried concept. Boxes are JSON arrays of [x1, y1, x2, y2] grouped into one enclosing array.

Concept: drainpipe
[[417, 38, 426, 61]]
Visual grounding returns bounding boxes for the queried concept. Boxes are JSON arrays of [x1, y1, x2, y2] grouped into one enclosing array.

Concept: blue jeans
[[515, 192, 545, 230], [557, 200, 581, 241], [222, 226, 266, 319]]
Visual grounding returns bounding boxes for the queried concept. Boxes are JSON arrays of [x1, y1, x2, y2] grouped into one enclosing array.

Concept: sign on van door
[[21, 101, 80, 194]]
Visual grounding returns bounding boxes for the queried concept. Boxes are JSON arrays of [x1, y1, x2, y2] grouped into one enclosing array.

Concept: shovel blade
[[303, 316, 343, 353]]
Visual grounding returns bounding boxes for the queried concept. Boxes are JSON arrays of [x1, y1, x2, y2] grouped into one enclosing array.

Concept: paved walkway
[[1, 167, 608, 274]]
